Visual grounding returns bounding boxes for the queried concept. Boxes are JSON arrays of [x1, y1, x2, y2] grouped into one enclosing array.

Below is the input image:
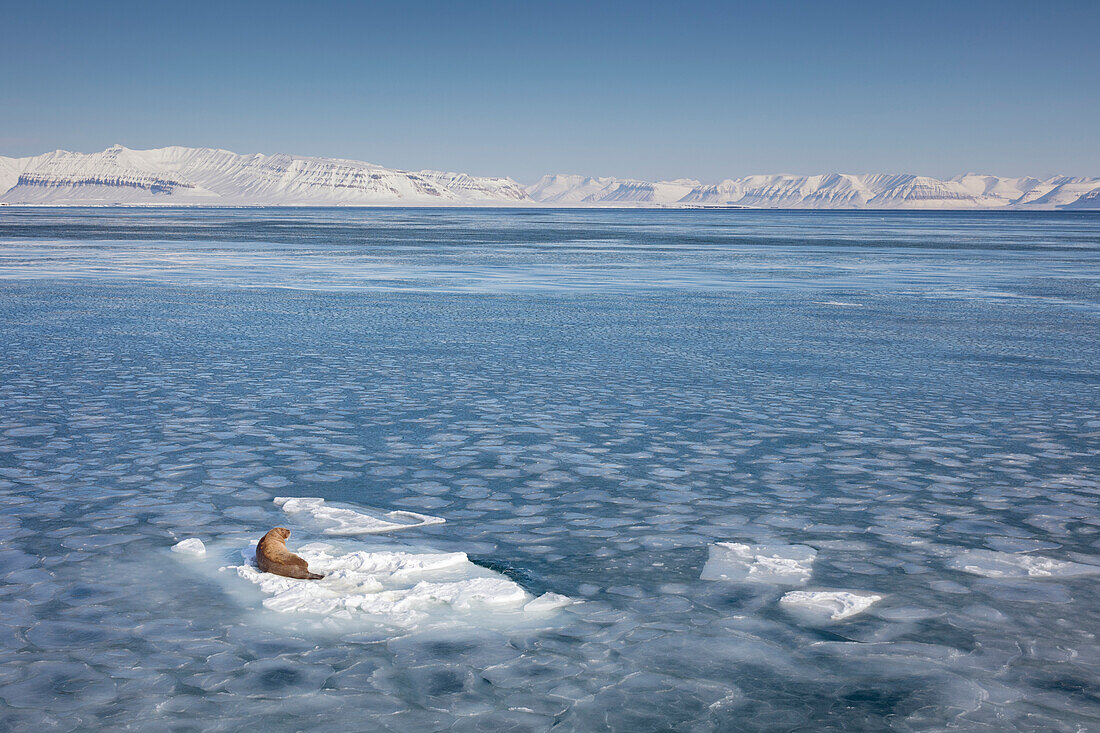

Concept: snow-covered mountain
[[0, 145, 1097, 208], [0, 145, 530, 206], [527, 172, 1100, 209]]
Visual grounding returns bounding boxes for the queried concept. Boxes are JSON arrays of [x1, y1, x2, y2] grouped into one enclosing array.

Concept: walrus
[[256, 527, 324, 580]]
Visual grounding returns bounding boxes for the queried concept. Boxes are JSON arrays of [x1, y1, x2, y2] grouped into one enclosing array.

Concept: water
[[0, 207, 1098, 731]]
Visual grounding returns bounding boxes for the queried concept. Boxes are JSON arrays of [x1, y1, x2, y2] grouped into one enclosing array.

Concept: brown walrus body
[[256, 527, 324, 580]]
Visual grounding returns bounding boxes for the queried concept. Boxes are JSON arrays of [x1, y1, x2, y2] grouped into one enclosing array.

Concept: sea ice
[[780, 590, 883, 621], [947, 550, 1100, 578], [525, 592, 574, 614], [5, 209, 1100, 730], [224, 542, 567, 627], [700, 542, 817, 584], [273, 496, 445, 535], [170, 538, 206, 556]]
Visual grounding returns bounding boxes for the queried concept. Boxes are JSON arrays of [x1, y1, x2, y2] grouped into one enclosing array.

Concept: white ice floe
[[170, 538, 206, 556], [224, 542, 570, 626], [780, 590, 883, 621], [273, 496, 445, 535], [948, 550, 1100, 579], [700, 542, 817, 585], [523, 592, 573, 613]]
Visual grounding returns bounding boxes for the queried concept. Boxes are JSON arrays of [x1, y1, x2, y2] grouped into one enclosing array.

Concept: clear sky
[[1, 0, 1097, 183]]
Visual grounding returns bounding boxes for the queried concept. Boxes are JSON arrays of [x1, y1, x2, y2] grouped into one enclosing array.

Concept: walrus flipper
[[256, 527, 325, 580]]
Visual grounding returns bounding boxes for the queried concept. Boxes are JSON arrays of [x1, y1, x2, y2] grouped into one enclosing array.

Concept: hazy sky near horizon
[[1, 0, 1097, 183]]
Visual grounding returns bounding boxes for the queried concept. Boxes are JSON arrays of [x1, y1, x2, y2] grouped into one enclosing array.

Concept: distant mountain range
[[527, 173, 1100, 209], [1, 145, 1097, 209]]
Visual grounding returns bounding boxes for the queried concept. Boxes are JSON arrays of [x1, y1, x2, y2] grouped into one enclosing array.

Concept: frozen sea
[[0, 207, 1098, 731]]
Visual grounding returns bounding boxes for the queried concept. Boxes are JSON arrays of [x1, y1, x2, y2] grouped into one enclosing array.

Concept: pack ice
[[948, 550, 1100, 578], [700, 542, 817, 584], [779, 590, 883, 621]]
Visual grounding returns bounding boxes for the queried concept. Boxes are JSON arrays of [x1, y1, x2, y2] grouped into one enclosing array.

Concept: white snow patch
[[170, 538, 206, 556], [780, 590, 883, 621], [274, 496, 444, 535], [700, 542, 817, 585]]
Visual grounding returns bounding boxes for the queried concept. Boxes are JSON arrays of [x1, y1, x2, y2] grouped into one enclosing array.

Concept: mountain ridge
[[1, 145, 1097, 209]]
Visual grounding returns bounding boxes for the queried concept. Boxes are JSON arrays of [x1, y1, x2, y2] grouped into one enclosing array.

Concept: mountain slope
[[529, 172, 1100, 209], [0, 145, 1097, 208], [0, 145, 531, 206]]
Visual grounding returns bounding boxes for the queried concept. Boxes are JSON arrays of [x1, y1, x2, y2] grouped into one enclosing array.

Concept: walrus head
[[271, 527, 291, 540]]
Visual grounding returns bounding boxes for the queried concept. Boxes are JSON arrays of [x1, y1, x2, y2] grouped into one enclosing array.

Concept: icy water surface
[[0, 207, 1098, 731]]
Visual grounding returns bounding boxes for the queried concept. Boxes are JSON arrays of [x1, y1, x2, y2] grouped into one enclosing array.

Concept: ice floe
[[273, 496, 445, 535], [170, 538, 206, 556], [780, 590, 883, 621], [224, 542, 570, 626], [700, 542, 817, 584], [948, 550, 1100, 578]]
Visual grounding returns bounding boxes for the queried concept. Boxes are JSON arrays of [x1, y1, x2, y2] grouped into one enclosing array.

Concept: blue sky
[[1, 0, 1097, 182]]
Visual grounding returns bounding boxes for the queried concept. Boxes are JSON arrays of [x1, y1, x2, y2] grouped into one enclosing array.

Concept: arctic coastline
[[2, 144, 1098, 209]]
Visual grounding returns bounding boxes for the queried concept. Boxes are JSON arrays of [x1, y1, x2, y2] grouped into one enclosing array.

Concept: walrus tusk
[[256, 527, 324, 580]]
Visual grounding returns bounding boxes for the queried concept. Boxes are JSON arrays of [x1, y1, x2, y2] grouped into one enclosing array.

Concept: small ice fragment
[[701, 542, 816, 585], [780, 590, 882, 620], [524, 592, 572, 614], [274, 497, 325, 513], [273, 496, 445, 535], [948, 550, 1100, 578], [170, 538, 206, 556]]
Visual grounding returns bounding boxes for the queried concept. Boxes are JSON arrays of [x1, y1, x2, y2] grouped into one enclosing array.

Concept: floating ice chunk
[[274, 496, 445, 535], [700, 542, 817, 584], [780, 590, 882, 621], [224, 542, 568, 627], [948, 550, 1100, 578], [170, 538, 206, 556], [524, 592, 573, 614]]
